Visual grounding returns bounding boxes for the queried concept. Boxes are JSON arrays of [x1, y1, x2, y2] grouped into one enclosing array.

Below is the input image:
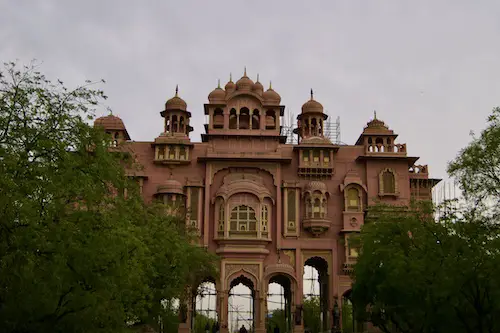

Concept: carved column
[[254, 289, 266, 333]]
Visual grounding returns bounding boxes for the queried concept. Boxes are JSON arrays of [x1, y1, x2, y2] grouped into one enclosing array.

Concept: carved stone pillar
[[254, 290, 266, 333], [219, 290, 229, 333], [178, 298, 192, 333]]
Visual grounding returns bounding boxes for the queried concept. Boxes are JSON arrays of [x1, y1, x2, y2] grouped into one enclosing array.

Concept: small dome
[[302, 90, 323, 114], [225, 77, 235, 93], [253, 81, 264, 95], [94, 114, 126, 130], [305, 181, 328, 192], [165, 86, 187, 111], [208, 81, 226, 102], [156, 178, 184, 196], [263, 83, 281, 104], [366, 117, 388, 130]]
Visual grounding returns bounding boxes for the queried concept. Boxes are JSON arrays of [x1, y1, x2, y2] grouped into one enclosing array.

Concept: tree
[[0, 61, 217, 333], [193, 312, 216, 333], [266, 309, 287, 333], [448, 106, 500, 218], [303, 297, 321, 333], [352, 203, 500, 333], [351, 106, 500, 333]]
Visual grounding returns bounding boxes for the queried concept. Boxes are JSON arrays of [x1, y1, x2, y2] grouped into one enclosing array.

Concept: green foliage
[[352, 106, 500, 333], [448, 106, 500, 217], [352, 201, 500, 333], [266, 309, 287, 333], [341, 301, 353, 333], [193, 312, 216, 333], [303, 297, 321, 333], [0, 61, 217, 333]]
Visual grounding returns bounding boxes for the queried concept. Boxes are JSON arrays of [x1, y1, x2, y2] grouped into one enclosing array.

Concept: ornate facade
[[94, 71, 440, 333]]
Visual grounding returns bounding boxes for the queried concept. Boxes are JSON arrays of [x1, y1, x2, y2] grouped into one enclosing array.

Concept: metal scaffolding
[[281, 109, 342, 145]]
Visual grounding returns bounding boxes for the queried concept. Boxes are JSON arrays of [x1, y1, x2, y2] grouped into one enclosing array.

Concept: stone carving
[[225, 263, 259, 281], [283, 250, 296, 269], [211, 163, 278, 185]]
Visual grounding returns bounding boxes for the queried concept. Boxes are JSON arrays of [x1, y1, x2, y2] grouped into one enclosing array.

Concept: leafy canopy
[[352, 106, 500, 333], [0, 61, 217, 333]]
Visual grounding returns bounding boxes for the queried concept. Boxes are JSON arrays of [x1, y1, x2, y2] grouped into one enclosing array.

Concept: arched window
[[311, 118, 317, 136], [165, 116, 170, 133], [306, 191, 327, 219], [179, 146, 186, 160], [239, 107, 250, 129], [252, 109, 260, 129], [313, 198, 321, 218], [380, 169, 396, 194], [180, 116, 185, 133], [265, 110, 276, 129], [375, 137, 384, 152], [172, 115, 178, 132], [303, 150, 310, 163], [168, 145, 175, 159], [229, 109, 237, 129], [383, 170, 395, 193], [158, 146, 165, 160], [347, 187, 360, 211], [229, 205, 257, 235], [213, 108, 224, 129], [313, 150, 320, 163]]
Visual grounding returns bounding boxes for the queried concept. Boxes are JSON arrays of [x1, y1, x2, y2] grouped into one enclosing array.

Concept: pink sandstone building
[[95, 71, 439, 333]]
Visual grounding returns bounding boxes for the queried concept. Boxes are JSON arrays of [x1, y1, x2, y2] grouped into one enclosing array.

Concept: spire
[[310, 89, 314, 100], [244, 66, 247, 77], [269, 81, 272, 89], [175, 84, 179, 97], [229, 72, 232, 82], [374, 110, 377, 119], [257, 73, 260, 82], [217, 79, 221, 89]]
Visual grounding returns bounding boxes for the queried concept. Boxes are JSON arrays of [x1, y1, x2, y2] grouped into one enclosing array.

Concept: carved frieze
[[225, 263, 259, 281], [210, 162, 278, 185]]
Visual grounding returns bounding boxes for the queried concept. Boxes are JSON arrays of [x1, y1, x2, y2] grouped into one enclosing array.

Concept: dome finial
[[269, 81, 272, 89], [257, 73, 260, 82], [310, 89, 314, 100], [229, 72, 232, 82], [374, 110, 377, 119], [175, 84, 179, 97], [244, 66, 247, 76], [217, 79, 221, 89]]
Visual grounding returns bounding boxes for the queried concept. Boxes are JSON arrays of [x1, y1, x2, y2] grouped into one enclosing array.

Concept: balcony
[[303, 216, 332, 237], [343, 262, 355, 275]]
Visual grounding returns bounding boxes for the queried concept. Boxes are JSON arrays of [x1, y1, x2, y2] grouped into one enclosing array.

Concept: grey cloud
[[2, 0, 500, 182]]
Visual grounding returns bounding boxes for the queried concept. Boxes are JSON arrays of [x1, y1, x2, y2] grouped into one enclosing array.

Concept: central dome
[[236, 69, 254, 91]]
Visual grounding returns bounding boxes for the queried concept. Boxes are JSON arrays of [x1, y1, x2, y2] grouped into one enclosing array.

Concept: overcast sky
[[2, 0, 500, 183]]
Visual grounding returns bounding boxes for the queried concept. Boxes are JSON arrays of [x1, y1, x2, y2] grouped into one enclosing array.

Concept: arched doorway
[[342, 290, 363, 333], [303, 257, 329, 333], [193, 280, 218, 333], [228, 275, 255, 333], [266, 274, 292, 333]]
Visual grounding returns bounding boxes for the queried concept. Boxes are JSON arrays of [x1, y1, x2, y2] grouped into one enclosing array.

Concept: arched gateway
[[94, 70, 441, 333]]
